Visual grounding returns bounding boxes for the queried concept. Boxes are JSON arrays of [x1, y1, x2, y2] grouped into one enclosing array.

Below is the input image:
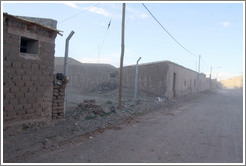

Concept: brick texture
[[3, 14, 58, 126], [52, 74, 68, 119]]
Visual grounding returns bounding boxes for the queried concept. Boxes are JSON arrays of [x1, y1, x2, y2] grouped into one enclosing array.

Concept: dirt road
[[24, 89, 244, 163]]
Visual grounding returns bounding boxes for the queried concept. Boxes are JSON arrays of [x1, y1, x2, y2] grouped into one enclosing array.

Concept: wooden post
[[118, 3, 126, 110]]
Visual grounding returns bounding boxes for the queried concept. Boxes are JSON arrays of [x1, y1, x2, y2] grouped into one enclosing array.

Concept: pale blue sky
[[2, 1, 244, 80]]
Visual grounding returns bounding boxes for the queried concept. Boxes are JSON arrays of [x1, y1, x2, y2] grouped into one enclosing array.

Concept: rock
[[99, 129, 104, 133], [157, 97, 165, 103], [114, 126, 121, 130], [103, 106, 116, 114], [157, 97, 162, 102], [109, 106, 116, 113], [85, 112, 96, 119], [103, 108, 111, 114], [92, 108, 105, 116]]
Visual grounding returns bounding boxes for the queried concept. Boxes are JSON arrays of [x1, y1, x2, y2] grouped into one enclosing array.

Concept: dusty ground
[[3, 88, 243, 163], [3, 88, 169, 163]]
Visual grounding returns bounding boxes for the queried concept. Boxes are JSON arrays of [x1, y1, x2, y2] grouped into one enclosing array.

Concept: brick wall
[[52, 74, 68, 119], [166, 62, 211, 98], [3, 15, 57, 126], [122, 61, 213, 98], [54, 59, 117, 93], [122, 61, 169, 96]]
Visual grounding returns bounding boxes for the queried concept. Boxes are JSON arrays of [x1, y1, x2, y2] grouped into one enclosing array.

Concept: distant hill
[[55, 57, 83, 67], [55, 57, 116, 73], [220, 75, 243, 88], [54, 57, 117, 93]]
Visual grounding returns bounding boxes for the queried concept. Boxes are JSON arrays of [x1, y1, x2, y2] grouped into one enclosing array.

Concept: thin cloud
[[84, 6, 110, 17], [63, 2, 80, 9], [220, 21, 231, 27], [126, 6, 148, 20], [140, 13, 148, 19]]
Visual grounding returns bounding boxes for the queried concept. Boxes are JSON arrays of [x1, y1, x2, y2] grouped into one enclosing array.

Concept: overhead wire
[[142, 3, 197, 57], [59, 3, 211, 74], [142, 3, 214, 74], [59, 3, 100, 24], [201, 56, 210, 68], [97, 5, 116, 63], [201, 56, 211, 73]]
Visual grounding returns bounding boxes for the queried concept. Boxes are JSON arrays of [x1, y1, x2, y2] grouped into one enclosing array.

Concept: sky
[[2, 1, 244, 80]]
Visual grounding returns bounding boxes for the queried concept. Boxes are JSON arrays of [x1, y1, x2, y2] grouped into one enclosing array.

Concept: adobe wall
[[3, 15, 57, 126], [166, 62, 211, 98], [122, 62, 169, 96], [122, 61, 212, 99], [55, 61, 117, 93], [220, 76, 243, 88]]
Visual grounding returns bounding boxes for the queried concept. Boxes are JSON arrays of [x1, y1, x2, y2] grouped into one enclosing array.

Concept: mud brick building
[[3, 13, 61, 126], [122, 61, 214, 99]]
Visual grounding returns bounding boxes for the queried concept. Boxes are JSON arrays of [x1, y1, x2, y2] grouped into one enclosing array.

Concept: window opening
[[20, 37, 38, 54]]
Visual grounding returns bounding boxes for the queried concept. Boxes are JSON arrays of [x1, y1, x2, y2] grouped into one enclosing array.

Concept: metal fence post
[[134, 57, 142, 101]]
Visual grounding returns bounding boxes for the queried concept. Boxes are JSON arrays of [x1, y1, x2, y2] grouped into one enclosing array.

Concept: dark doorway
[[172, 73, 176, 97]]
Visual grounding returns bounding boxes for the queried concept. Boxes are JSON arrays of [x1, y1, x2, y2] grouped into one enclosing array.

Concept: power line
[[142, 3, 197, 57], [98, 6, 116, 63], [59, 3, 100, 24], [201, 56, 211, 70]]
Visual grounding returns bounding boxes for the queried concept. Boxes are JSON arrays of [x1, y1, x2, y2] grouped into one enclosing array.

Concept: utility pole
[[118, 3, 126, 110], [216, 66, 221, 82], [210, 67, 212, 79], [63, 30, 75, 117], [134, 57, 142, 101], [196, 54, 201, 89], [198, 54, 201, 73], [210, 66, 212, 88], [98, 43, 100, 64]]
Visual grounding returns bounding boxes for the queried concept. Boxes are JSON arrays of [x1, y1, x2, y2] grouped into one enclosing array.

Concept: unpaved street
[[26, 89, 243, 163]]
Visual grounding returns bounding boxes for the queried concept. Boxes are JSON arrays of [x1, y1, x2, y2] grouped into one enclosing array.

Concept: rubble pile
[[76, 100, 116, 119], [97, 81, 118, 93]]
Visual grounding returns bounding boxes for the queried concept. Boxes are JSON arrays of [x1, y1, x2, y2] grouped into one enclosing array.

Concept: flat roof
[[3, 13, 63, 36], [123, 60, 207, 76]]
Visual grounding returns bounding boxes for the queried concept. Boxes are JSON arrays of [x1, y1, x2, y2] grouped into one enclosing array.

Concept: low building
[[220, 75, 243, 89], [122, 61, 213, 99], [3, 13, 61, 126]]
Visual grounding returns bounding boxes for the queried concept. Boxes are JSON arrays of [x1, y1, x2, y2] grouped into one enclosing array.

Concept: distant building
[[54, 58, 215, 100], [3, 13, 61, 126], [122, 61, 214, 98], [220, 75, 243, 89]]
